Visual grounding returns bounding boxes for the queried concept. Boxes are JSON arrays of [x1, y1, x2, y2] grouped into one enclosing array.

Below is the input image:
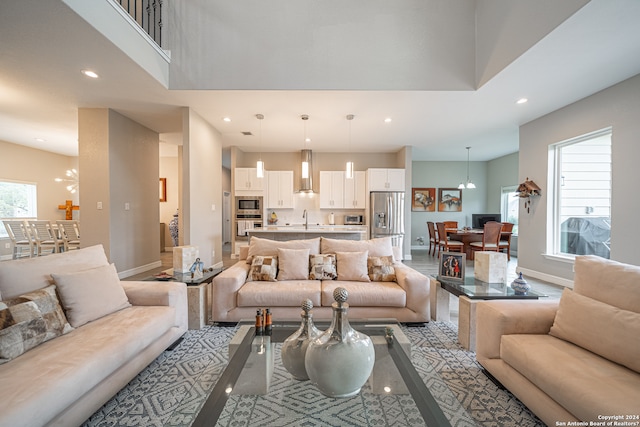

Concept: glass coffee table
[[192, 319, 473, 426], [433, 276, 548, 351]]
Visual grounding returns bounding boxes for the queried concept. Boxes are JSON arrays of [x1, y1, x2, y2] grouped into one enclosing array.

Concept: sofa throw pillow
[[277, 248, 310, 281], [247, 236, 320, 264], [367, 256, 396, 282], [7, 285, 73, 340], [0, 300, 47, 364], [321, 236, 394, 259], [549, 288, 640, 373], [336, 251, 370, 282], [52, 263, 131, 328], [248, 256, 278, 282], [309, 254, 337, 280]]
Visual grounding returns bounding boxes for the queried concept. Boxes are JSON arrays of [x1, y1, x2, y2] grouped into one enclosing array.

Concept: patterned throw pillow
[[309, 254, 337, 280], [0, 300, 48, 364], [248, 256, 278, 282], [10, 285, 73, 339], [368, 256, 397, 282]]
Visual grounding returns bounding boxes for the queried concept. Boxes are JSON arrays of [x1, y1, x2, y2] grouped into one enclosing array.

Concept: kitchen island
[[246, 225, 367, 241]]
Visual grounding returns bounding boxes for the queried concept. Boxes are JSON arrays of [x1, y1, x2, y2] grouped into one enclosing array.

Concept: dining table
[[448, 228, 511, 260]]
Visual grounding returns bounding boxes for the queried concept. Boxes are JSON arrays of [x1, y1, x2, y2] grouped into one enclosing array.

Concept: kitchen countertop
[[250, 225, 367, 233]]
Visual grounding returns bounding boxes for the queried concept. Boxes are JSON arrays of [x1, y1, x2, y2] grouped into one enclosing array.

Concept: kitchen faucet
[[303, 209, 308, 230]]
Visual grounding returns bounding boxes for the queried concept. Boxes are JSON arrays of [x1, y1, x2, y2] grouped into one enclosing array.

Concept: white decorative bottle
[[305, 287, 375, 398], [281, 299, 321, 380]]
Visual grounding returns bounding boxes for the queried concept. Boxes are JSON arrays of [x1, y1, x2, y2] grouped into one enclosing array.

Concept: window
[[548, 128, 611, 259], [0, 180, 38, 238], [501, 185, 519, 234]]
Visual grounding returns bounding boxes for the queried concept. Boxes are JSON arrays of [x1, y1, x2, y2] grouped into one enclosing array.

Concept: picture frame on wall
[[411, 187, 436, 212], [439, 251, 465, 281], [438, 188, 462, 212], [159, 178, 167, 202]]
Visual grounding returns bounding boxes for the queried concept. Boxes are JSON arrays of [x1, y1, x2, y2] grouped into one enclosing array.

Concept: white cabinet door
[[266, 171, 294, 208], [320, 171, 344, 209], [386, 169, 405, 191], [235, 168, 264, 191], [367, 168, 405, 191], [278, 171, 294, 208], [344, 171, 366, 208]]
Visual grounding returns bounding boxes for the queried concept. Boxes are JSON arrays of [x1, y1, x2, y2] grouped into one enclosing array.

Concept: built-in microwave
[[236, 196, 262, 213]]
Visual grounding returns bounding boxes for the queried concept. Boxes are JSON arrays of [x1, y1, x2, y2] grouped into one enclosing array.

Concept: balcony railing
[[115, 0, 163, 47]]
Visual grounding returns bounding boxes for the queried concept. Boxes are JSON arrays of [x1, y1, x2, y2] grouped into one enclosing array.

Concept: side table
[[147, 267, 224, 330]]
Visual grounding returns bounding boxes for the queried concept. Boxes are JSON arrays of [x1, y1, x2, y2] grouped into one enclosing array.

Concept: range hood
[[298, 149, 314, 193]]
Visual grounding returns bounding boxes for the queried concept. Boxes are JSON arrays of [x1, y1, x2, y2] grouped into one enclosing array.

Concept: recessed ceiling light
[[384, 117, 392, 123], [305, 137, 311, 143], [223, 117, 231, 122], [516, 98, 528, 104], [35, 137, 46, 142], [81, 70, 99, 79]]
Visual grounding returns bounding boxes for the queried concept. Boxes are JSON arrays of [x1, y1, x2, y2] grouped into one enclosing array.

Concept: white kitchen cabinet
[[319, 171, 345, 209], [344, 171, 366, 208], [234, 168, 264, 191], [266, 171, 294, 208], [367, 168, 405, 191]]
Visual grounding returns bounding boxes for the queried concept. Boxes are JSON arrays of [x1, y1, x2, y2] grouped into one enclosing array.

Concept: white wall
[[519, 73, 640, 282], [181, 108, 223, 267], [486, 152, 519, 211], [168, 0, 475, 90], [79, 108, 160, 274]]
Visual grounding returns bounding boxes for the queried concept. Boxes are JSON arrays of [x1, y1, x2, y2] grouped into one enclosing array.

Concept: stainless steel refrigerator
[[370, 191, 405, 250]]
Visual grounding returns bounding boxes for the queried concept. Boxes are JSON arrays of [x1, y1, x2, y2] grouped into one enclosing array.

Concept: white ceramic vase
[[281, 299, 321, 380], [305, 287, 375, 398]]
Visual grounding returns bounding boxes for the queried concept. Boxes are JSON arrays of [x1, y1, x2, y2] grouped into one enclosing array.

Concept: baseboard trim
[[517, 266, 574, 289], [118, 260, 162, 279]]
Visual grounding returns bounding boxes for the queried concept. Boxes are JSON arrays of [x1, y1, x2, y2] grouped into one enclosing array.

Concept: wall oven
[[235, 196, 263, 240]]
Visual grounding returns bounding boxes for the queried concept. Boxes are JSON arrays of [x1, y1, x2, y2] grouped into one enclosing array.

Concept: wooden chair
[[3, 220, 34, 259], [29, 220, 64, 256], [436, 222, 464, 254], [56, 220, 81, 251], [469, 221, 503, 256], [427, 221, 439, 256], [443, 221, 458, 231], [499, 222, 514, 260]]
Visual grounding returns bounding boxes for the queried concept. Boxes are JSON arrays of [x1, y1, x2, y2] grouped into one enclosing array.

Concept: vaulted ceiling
[[1, 0, 640, 161]]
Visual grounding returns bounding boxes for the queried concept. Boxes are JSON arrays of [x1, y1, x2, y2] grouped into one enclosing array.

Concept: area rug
[[82, 322, 544, 427]]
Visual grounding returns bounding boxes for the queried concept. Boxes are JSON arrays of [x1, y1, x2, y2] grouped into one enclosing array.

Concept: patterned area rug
[[83, 322, 544, 427]]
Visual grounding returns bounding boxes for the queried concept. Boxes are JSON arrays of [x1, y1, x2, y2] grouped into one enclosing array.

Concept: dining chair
[[499, 222, 514, 260], [427, 221, 438, 256], [3, 220, 34, 259], [56, 220, 81, 251], [443, 221, 458, 231], [436, 222, 464, 254], [469, 221, 503, 256], [29, 220, 64, 256]]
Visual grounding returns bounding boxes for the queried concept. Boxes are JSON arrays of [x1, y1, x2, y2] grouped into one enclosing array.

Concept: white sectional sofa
[[476, 255, 640, 426], [0, 245, 188, 427], [212, 236, 430, 323]]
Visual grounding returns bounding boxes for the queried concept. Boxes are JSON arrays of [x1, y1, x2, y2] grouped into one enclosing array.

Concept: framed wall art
[[439, 251, 465, 281], [159, 178, 167, 202], [438, 188, 462, 212], [411, 187, 436, 212]]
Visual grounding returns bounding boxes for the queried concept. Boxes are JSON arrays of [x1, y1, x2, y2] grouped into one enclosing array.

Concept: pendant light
[[301, 115, 310, 179], [256, 114, 264, 178], [345, 114, 354, 179], [458, 146, 476, 189]]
